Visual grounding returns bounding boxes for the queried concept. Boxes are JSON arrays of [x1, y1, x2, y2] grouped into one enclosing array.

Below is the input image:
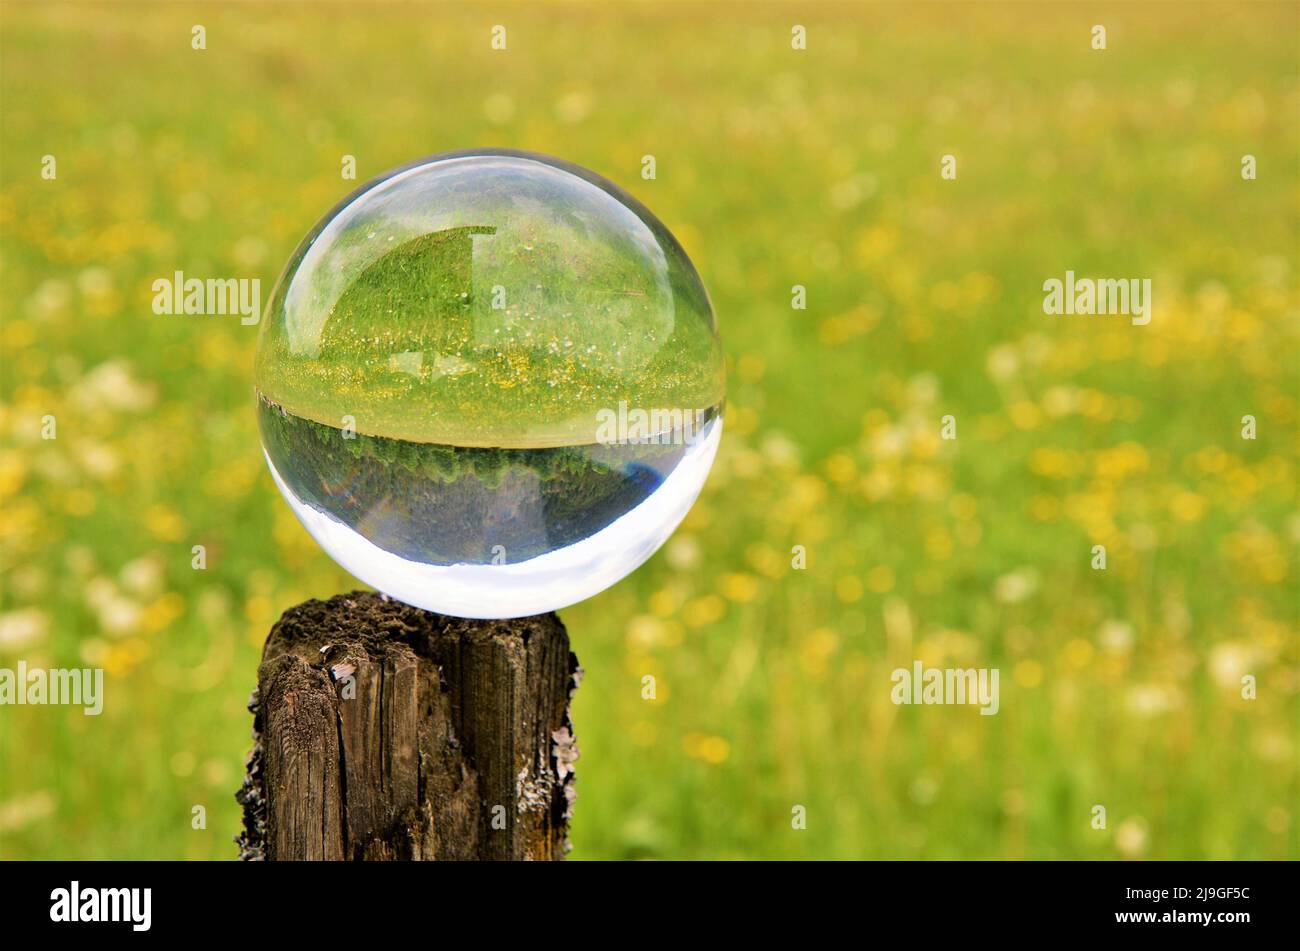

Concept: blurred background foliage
[[0, 1, 1296, 859]]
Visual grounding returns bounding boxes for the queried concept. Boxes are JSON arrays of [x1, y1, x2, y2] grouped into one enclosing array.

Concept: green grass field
[[1, 1, 1297, 860]]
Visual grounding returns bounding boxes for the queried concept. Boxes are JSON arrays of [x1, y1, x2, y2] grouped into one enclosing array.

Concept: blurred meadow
[[1, 1, 1297, 860]]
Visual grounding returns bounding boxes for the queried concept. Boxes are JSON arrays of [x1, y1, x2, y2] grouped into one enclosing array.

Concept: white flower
[[0, 609, 49, 652], [994, 568, 1039, 604]]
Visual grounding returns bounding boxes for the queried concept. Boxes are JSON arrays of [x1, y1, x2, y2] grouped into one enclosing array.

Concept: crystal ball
[[254, 150, 725, 618]]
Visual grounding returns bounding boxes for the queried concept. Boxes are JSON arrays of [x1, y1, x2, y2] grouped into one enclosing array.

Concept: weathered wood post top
[[237, 591, 580, 861]]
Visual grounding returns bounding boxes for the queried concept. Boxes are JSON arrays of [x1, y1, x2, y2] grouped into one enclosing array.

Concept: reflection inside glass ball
[[254, 150, 725, 618]]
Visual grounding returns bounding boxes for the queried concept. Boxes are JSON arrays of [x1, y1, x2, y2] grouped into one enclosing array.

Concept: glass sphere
[[254, 149, 725, 618]]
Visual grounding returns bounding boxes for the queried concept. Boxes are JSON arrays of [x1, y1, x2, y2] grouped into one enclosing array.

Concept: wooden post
[[235, 591, 580, 861]]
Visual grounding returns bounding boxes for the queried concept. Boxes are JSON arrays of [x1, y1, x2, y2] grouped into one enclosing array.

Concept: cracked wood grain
[[236, 591, 580, 861]]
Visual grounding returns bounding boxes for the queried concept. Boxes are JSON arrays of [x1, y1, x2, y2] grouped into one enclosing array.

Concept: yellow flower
[[141, 593, 185, 634], [1008, 401, 1042, 430], [1169, 491, 1207, 522], [648, 587, 681, 617], [683, 733, 730, 765], [1078, 389, 1117, 422], [1094, 442, 1149, 481], [949, 492, 978, 521], [1029, 447, 1083, 479], [835, 576, 863, 603], [955, 519, 983, 546], [728, 405, 759, 436], [929, 280, 961, 310], [720, 572, 759, 603], [866, 565, 895, 593], [64, 489, 96, 517], [961, 271, 998, 304], [244, 594, 274, 629], [824, 452, 857, 484], [1042, 385, 1078, 417], [904, 464, 947, 501], [745, 543, 785, 580], [859, 465, 894, 501], [1028, 494, 1061, 521], [786, 475, 827, 516], [1013, 659, 1044, 688], [911, 429, 941, 459], [860, 408, 890, 436], [818, 305, 879, 345], [145, 504, 185, 541], [683, 595, 725, 629], [855, 225, 898, 263], [800, 627, 839, 676], [1064, 638, 1094, 668], [924, 528, 953, 560], [736, 353, 765, 384]]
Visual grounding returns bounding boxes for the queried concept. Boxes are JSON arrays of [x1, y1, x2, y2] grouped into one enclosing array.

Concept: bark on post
[[236, 591, 580, 861]]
